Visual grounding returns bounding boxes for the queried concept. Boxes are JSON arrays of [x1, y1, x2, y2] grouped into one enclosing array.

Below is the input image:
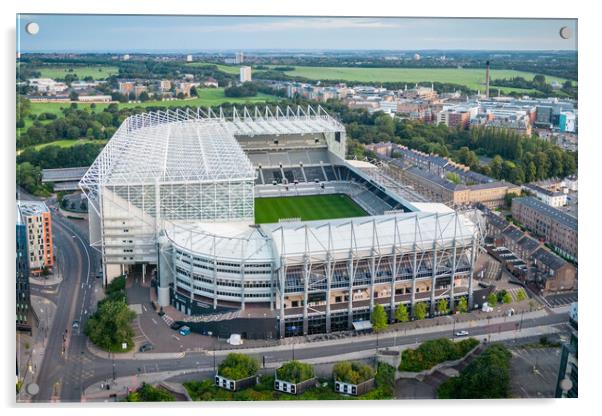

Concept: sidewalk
[[212, 307, 550, 356], [17, 296, 57, 402], [86, 339, 186, 361]]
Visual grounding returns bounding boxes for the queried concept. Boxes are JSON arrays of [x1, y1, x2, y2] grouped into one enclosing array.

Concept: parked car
[[139, 342, 154, 352], [72, 320, 80, 329], [170, 322, 183, 330], [179, 326, 191, 336], [454, 330, 469, 337]]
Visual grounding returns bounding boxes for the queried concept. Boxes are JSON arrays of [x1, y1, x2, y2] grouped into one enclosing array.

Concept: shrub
[[333, 361, 375, 385], [218, 353, 259, 380], [414, 302, 428, 320], [374, 362, 396, 396], [399, 338, 479, 372], [437, 344, 512, 399], [125, 382, 175, 402], [276, 360, 314, 384]]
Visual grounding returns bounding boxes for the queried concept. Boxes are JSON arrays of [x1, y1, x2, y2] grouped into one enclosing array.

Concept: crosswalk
[[506, 287, 527, 302]]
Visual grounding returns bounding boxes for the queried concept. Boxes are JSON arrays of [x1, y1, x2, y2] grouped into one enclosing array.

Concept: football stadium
[[80, 105, 481, 339]]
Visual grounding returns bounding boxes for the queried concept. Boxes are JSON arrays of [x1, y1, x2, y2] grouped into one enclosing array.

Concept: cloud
[[111, 17, 409, 34]]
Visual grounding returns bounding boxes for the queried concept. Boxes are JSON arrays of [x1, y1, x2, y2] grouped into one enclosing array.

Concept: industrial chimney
[[485, 60, 490, 98]]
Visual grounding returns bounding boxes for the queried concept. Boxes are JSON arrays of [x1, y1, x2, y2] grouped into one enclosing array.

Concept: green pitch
[[254, 194, 368, 224]]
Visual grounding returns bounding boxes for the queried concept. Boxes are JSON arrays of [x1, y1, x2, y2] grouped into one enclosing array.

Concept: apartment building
[[17, 201, 54, 274], [511, 196, 577, 262]]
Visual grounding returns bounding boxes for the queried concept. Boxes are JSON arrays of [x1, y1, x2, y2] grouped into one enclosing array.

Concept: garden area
[[399, 337, 480, 372], [184, 356, 396, 401]]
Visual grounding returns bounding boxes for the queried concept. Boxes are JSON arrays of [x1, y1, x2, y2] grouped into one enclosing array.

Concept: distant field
[[17, 138, 108, 155], [254, 194, 368, 224], [21, 88, 279, 118], [186, 62, 242, 75], [33, 65, 119, 80], [279, 66, 569, 93]]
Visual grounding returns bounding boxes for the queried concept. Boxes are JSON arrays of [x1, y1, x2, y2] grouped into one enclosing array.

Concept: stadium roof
[[267, 211, 478, 258], [164, 220, 274, 262], [80, 106, 343, 199]]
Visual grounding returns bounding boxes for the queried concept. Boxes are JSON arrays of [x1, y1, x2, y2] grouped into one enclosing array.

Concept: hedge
[[399, 338, 479, 372]]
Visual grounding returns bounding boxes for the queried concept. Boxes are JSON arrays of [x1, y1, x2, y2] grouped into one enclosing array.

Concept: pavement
[[510, 347, 563, 398], [17, 295, 57, 402]]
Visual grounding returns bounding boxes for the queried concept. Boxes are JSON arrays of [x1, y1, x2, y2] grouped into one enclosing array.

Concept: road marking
[[152, 318, 157, 325], [172, 335, 180, 341]]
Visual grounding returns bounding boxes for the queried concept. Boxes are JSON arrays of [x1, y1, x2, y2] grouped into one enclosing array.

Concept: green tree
[[276, 360, 314, 383], [371, 304, 388, 332], [84, 298, 136, 351], [414, 302, 428, 320], [490, 155, 503, 178], [457, 297, 468, 314], [394, 303, 409, 323], [69, 91, 79, 101], [126, 383, 175, 402], [502, 292, 513, 304], [333, 361, 375, 385], [436, 298, 449, 315], [218, 353, 258, 380], [486, 293, 498, 307], [516, 289, 527, 302]]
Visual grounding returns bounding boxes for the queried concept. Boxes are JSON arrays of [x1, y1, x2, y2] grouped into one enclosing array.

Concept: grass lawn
[[21, 88, 280, 119], [279, 66, 570, 93], [32, 65, 119, 80], [254, 194, 368, 224], [17, 139, 108, 155], [186, 62, 242, 75]]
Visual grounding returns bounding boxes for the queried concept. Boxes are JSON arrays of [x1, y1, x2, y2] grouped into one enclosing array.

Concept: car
[[139, 342, 154, 352], [170, 322, 183, 330], [455, 330, 469, 337], [179, 326, 191, 336], [72, 320, 80, 329]]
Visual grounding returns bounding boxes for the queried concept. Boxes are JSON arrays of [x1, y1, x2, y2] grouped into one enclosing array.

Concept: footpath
[[17, 296, 57, 402]]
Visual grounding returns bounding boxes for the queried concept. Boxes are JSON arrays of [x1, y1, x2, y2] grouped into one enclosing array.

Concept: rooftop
[[18, 200, 49, 217], [532, 247, 568, 270], [513, 196, 577, 231]]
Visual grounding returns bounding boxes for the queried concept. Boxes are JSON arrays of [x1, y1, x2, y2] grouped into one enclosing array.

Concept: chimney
[[485, 60, 490, 98]]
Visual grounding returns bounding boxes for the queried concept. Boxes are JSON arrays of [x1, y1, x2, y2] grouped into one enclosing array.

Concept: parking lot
[[544, 291, 578, 308], [509, 347, 562, 398]]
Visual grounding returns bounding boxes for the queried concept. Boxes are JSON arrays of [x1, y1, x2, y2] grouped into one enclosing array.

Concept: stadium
[[80, 105, 481, 339]]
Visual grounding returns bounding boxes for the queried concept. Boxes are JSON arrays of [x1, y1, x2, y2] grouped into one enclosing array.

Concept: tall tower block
[[485, 60, 490, 98]]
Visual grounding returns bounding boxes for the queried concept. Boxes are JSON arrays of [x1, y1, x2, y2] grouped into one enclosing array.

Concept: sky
[[17, 15, 578, 53]]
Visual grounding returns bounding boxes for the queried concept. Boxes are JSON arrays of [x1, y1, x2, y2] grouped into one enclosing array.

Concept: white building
[[522, 184, 567, 208], [78, 95, 112, 103], [240, 66, 252, 83], [28, 78, 68, 94], [186, 54, 193, 62]]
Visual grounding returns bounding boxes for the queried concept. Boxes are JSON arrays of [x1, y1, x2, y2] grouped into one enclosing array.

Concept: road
[[25, 192, 571, 402]]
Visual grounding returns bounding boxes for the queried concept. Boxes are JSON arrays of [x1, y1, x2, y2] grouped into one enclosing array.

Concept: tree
[[218, 353, 258, 380], [414, 302, 428, 320], [436, 298, 449, 315], [125, 383, 175, 402], [190, 86, 198, 97], [69, 91, 79, 101], [486, 293, 498, 307], [276, 360, 314, 383], [371, 304, 388, 332], [394, 303, 409, 323], [502, 292, 513, 304], [333, 361, 374, 385], [490, 155, 504, 179], [457, 297, 468, 314], [516, 289, 527, 302], [139, 91, 150, 102], [84, 298, 136, 351]]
